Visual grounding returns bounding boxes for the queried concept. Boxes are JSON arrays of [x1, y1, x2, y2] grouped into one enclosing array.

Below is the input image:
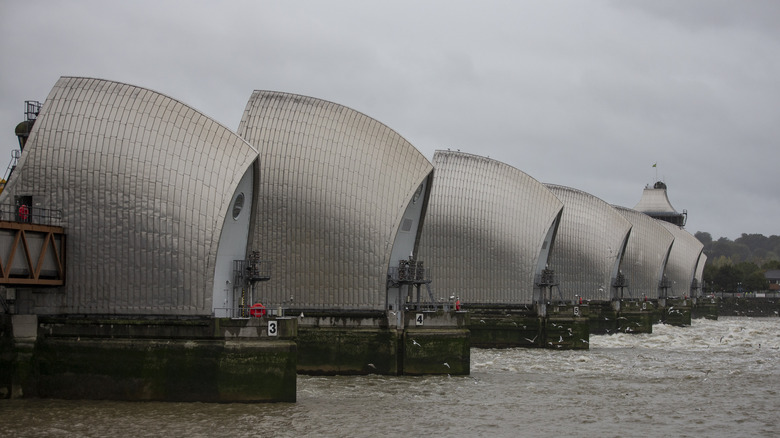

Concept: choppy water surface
[[2, 317, 779, 437]]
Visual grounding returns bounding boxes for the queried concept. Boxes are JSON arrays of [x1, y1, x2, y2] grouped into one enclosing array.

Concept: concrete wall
[[2, 315, 297, 402]]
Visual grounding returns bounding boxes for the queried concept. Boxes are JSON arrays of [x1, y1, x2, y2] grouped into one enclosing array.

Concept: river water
[[2, 317, 779, 437]]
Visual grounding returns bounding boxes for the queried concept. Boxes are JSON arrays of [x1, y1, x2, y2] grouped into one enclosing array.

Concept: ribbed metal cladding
[[694, 253, 707, 298], [614, 206, 674, 299], [417, 151, 563, 304], [0, 77, 258, 315], [238, 91, 433, 310], [545, 184, 632, 302], [658, 221, 704, 298]]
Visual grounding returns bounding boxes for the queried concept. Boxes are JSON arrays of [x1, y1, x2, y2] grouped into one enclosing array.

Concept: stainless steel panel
[[417, 151, 564, 304], [658, 221, 704, 298], [238, 91, 433, 310], [0, 77, 258, 315], [694, 253, 707, 298], [545, 185, 633, 302], [614, 206, 674, 299]]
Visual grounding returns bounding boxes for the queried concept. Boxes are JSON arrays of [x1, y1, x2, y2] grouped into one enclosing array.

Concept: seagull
[[524, 335, 538, 343], [512, 322, 518, 326], [604, 317, 610, 321], [558, 336, 563, 343], [617, 317, 627, 320], [412, 339, 421, 347], [443, 362, 450, 368], [580, 339, 589, 344], [299, 312, 304, 318], [480, 319, 486, 324], [367, 363, 376, 369]]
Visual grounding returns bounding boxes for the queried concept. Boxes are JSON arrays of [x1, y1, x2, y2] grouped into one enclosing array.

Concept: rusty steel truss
[[0, 221, 65, 286]]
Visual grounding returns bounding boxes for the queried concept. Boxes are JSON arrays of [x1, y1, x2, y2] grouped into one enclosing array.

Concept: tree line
[[694, 232, 780, 292]]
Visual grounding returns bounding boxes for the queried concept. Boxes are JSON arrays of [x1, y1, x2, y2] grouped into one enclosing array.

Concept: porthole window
[[412, 184, 423, 203], [232, 193, 245, 220]]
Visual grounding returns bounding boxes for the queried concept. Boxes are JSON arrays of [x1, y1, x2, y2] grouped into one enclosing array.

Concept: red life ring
[[18, 205, 29, 222], [249, 302, 266, 317]]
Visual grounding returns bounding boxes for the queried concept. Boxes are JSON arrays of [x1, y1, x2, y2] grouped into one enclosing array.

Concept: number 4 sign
[[415, 313, 424, 326]]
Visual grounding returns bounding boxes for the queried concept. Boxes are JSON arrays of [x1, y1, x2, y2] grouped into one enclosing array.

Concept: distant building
[[766, 270, 780, 291], [634, 181, 687, 226]]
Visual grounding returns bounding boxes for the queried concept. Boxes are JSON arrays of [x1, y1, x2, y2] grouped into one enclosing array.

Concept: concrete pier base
[[467, 308, 540, 348], [2, 315, 298, 402], [692, 296, 719, 320], [295, 310, 469, 376], [544, 304, 589, 350], [466, 304, 588, 350], [297, 325, 399, 375], [616, 300, 655, 334], [661, 298, 692, 326], [588, 302, 619, 335], [588, 300, 655, 334]]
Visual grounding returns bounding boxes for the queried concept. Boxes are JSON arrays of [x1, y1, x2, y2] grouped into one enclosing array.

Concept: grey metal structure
[[693, 253, 707, 298], [238, 91, 433, 311], [0, 77, 258, 316], [658, 221, 704, 298], [417, 151, 563, 305], [613, 206, 674, 300], [545, 184, 632, 302], [634, 181, 687, 226]]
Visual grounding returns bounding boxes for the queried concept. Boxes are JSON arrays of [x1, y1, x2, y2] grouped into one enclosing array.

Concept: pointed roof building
[[634, 181, 687, 227]]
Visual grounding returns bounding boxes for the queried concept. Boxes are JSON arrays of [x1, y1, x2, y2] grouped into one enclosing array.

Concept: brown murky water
[[2, 317, 779, 437]]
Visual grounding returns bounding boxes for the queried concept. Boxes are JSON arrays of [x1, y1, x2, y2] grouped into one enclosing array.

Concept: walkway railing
[[0, 203, 63, 226]]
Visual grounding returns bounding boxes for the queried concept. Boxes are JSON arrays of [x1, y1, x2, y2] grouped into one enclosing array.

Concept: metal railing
[[213, 306, 284, 319], [388, 266, 432, 284], [0, 203, 63, 226]]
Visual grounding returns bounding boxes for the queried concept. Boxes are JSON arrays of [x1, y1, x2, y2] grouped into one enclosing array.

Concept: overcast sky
[[1, 0, 778, 240]]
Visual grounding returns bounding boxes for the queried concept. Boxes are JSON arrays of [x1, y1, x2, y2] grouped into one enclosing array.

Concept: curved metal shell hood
[[0, 77, 258, 315], [614, 205, 675, 299], [417, 151, 563, 305], [238, 91, 433, 310], [659, 221, 704, 298], [545, 184, 632, 302]]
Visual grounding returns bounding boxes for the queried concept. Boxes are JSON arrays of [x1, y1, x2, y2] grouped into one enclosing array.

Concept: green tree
[[712, 265, 739, 292], [744, 270, 769, 291], [762, 260, 780, 270]]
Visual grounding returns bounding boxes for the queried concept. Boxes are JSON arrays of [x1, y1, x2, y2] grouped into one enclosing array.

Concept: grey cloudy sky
[[1, 0, 778, 240]]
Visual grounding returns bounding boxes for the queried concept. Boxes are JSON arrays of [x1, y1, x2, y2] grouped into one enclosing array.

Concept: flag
[[652, 162, 657, 168]]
